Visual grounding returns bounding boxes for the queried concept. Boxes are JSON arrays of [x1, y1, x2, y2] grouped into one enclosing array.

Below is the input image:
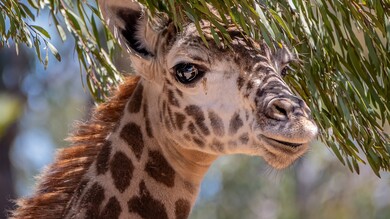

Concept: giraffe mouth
[[258, 134, 309, 169], [261, 135, 303, 148]]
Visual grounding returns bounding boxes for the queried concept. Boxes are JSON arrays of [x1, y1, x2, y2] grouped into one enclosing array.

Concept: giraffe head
[[101, 0, 318, 169]]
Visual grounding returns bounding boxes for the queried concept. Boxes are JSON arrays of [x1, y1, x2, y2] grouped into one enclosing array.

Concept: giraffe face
[[156, 27, 318, 169], [103, 1, 318, 169]]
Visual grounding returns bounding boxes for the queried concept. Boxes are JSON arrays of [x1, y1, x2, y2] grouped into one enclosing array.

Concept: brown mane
[[10, 76, 140, 219]]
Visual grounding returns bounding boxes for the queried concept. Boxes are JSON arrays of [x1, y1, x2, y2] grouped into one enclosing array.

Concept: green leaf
[[19, 3, 35, 20], [34, 38, 42, 62], [47, 41, 61, 61], [269, 9, 294, 39], [91, 15, 101, 48], [27, 0, 40, 9], [31, 25, 51, 39]]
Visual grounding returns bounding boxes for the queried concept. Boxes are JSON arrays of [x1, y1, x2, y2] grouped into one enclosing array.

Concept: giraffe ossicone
[[11, 0, 318, 218]]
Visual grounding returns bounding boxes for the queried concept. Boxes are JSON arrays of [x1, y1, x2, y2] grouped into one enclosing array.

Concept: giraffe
[[11, 0, 318, 218]]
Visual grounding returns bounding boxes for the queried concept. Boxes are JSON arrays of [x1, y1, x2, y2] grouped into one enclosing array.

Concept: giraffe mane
[[10, 75, 141, 219]]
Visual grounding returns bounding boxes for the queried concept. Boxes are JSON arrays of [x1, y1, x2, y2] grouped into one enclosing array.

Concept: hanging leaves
[[0, 0, 389, 175]]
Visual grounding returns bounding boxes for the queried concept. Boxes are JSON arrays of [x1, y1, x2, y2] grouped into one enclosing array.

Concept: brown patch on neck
[[128, 181, 169, 219], [175, 199, 191, 219], [120, 122, 144, 160], [127, 83, 144, 113], [81, 182, 105, 218], [110, 151, 135, 193], [145, 150, 175, 187], [96, 140, 112, 175], [10, 76, 141, 219], [100, 196, 122, 218]]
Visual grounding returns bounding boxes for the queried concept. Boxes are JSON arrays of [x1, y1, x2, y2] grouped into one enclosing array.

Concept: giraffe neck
[[65, 78, 217, 219]]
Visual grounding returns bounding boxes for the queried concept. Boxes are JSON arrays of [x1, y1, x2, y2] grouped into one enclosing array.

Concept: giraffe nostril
[[264, 97, 312, 121], [265, 99, 292, 121], [274, 105, 287, 117]]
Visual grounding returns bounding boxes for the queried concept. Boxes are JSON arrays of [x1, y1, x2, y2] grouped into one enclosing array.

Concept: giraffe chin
[[258, 134, 310, 169]]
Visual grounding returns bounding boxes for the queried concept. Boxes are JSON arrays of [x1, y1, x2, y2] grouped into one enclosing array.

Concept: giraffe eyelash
[[172, 63, 207, 84], [281, 66, 294, 77]]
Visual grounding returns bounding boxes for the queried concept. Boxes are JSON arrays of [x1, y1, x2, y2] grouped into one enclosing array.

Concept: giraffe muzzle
[[265, 96, 311, 121], [256, 95, 318, 156]]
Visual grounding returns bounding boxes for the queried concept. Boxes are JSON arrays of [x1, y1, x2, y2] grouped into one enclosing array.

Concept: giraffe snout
[[265, 97, 311, 121]]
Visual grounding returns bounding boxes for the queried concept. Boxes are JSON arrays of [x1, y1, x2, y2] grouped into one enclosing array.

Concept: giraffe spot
[[96, 141, 112, 175], [128, 181, 168, 219], [175, 199, 191, 219], [128, 83, 144, 113], [239, 133, 249, 145], [81, 182, 105, 219], [145, 150, 175, 187], [120, 123, 144, 160], [100, 196, 122, 219], [110, 151, 134, 193], [237, 76, 245, 90], [192, 137, 205, 148], [168, 89, 180, 107], [188, 122, 196, 134], [175, 112, 186, 130], [183, 134, 191, 141], [229, 112, 243, 135], [208, 111, 225, 136], [210, 139, 224, 152], [246, 81, 254, 91], [185, 105, 210, 136]]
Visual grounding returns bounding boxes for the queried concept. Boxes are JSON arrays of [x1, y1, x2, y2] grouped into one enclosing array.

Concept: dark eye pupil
[[175, 63, 200, 84], [281, 67, 288, 77]]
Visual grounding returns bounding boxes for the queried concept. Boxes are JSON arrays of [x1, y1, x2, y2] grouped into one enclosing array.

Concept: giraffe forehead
[[168, 40, 265, 66], [166, 24, 272, 72]]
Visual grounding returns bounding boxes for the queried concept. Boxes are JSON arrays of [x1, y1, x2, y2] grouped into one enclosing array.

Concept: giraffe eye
[[173, 63, 205, 84], [281, 66, 292, 77]]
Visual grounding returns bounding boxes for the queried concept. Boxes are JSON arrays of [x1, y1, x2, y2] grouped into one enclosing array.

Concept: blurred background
[[1, 8, 390, 219]]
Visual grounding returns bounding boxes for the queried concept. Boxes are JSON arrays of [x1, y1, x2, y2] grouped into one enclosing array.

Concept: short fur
[[10, 76, 141, 219]]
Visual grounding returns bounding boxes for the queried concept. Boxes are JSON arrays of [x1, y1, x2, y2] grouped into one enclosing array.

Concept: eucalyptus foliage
[[0, 0, 120, 100], [0, 0, 389, 175]]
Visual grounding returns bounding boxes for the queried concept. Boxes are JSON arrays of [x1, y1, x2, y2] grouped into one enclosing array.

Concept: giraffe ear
[[99, 0, 172, 79]]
